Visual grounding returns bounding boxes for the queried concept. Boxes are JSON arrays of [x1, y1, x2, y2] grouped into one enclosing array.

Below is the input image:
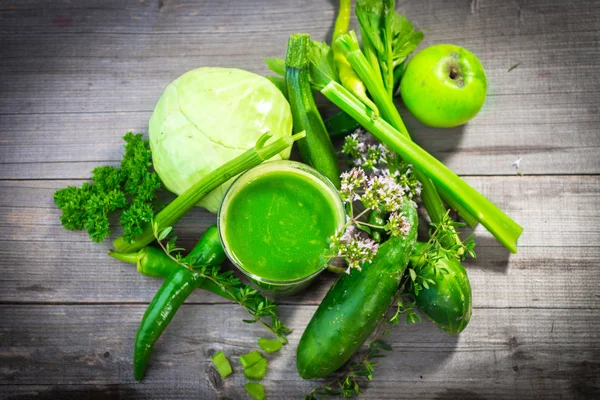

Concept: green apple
[[400, 44, 487, 128]]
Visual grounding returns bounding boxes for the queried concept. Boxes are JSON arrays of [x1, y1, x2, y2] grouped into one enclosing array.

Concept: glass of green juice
[[217, 160, 346, 296]]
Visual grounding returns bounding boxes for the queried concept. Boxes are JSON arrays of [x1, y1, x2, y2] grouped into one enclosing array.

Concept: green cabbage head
[[149, 67, 293, 213]]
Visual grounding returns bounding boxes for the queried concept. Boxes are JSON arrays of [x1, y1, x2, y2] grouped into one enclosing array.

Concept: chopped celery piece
[[245, 382, 266, 400], [239, 350, 264, 368], [258, 338, 283, 354], [244, 357, 268, 380], [211, 351, 232, 379]]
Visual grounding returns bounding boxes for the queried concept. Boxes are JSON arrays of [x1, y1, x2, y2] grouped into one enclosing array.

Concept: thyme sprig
[[407, 211, 476, 296], [152, 222, 292, 344], [389, 294, 421, 326]]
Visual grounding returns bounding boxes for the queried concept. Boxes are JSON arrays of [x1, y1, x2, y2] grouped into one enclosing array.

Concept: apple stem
[[449, 66, 459, 80]]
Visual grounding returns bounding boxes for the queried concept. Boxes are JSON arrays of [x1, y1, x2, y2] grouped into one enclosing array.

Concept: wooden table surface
[[1, 0, 599, 399]]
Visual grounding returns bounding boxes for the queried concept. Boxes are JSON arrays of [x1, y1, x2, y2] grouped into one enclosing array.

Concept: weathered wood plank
[[1, 30, 598, 114], [1, 97, 599, 178], [0, 305, 598, 399], [0, 176, 598, 308], [0, 239, 598, 311], [1, 0, 598, 177], [1, 0, 598, 37], [1, 176, 598, 247]]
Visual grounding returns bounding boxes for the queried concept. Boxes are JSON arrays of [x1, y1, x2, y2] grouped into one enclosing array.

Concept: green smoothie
[[219, 161, 344, 288]]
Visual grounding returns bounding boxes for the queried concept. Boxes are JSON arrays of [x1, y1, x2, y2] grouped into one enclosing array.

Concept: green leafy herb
[[389, 295, 421, 325], [407, 211, 476, 296], [265, 40, 340, 91], [355, 0, 423, 95], [153, 224, 292, 344], [308, 40, 340, 89], [53, 133, 160, 243]]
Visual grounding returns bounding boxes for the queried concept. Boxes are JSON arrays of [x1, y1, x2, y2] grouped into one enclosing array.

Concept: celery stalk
[[321, 81, 523, 253], [113, 132, 305, 253], [335, 31, 479, 227]]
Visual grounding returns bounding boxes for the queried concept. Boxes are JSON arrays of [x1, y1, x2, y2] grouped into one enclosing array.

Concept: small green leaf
[[409, 268, 417, 281], [158, 226, 172, 241]]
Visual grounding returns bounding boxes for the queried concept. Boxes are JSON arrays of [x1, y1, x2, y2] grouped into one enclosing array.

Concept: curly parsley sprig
[[152, 223, 292, 344], [53, 133, 160, 243]]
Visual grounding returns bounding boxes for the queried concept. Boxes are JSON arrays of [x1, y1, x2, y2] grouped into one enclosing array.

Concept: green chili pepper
[[132, 226, 227, 381], [109, 245, 178, 278], [332, 0, 379, 115], [134, 266, 201, 381], [109, 225, 232, 300]]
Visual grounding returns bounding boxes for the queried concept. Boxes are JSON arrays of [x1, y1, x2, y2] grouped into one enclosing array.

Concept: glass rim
[[217, 160, 346, 286]]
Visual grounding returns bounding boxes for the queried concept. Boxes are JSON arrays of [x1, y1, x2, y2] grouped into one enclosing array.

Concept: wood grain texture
[[1, 0, 599, 177], [0, 0, 599, 398], [0, 305, 598, 399], [1, 176, 599, 309]]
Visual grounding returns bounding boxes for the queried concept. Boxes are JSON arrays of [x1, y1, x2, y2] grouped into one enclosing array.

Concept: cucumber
[[410, 242, 472, 334], [296, 201, 418, 379]]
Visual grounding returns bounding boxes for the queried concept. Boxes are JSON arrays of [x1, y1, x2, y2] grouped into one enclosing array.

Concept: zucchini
[[285, 34, 341, 187], [296, 201, 418, 379], [410, 242, 472, 334]]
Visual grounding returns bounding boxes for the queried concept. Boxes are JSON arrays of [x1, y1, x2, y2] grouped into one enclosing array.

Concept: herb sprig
[[152, 223, 292, 344], [407, 211, 476, 296], [53, 133, 160, 243]]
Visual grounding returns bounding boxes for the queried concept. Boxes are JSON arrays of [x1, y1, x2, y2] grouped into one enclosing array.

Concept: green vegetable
[[296, 200, 418, 379], [324, 110, 360, 138], [244, 357, 268, 380], [258, 338, 283, 354], [134, 266, 202, 381], [149, 67, 293, 213], [133, 228, 225, 381], [285, 34, 341, 187], [53, 133, 160, 243], [266, 39, 340, 92], [239, 350, 264, 369], [152, 229, 292, 343], [211, 351, 233, 379], [245, 382, 266, 400], [410, 242, 472, 333], [321, 80, 523, 253], [333, 29, 478, 235], [109, 246, 177, 278], [333, 0, 379, 114], [355, 0, 424, 96], [113, 131, 305, 253], [109, 225, 231, 299]]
